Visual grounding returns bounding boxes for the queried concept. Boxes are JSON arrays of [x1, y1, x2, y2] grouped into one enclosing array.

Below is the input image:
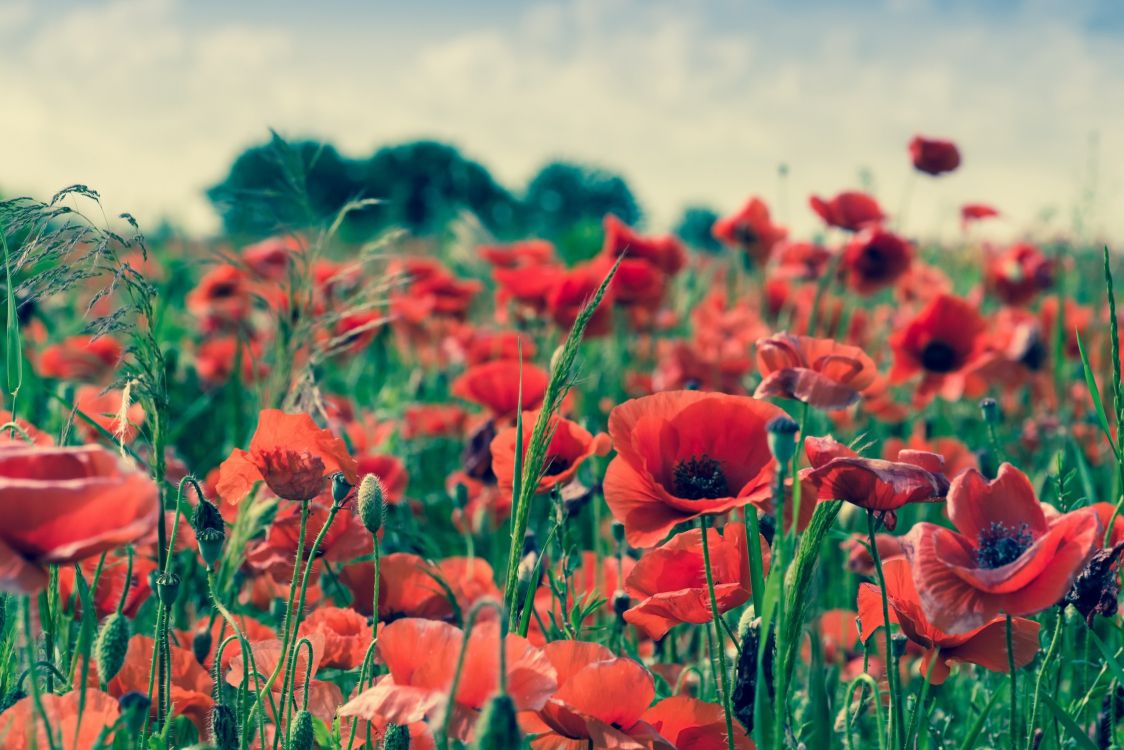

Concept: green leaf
[[1040, 691, 1098, 750], [1077, 331, 1119, 460]]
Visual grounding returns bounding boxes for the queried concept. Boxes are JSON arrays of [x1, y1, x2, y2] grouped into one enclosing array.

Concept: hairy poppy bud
[[732, 614, 774, 733], [95, 613, 130, 684], [192, 497, 226, 569], [156, 572, 180, 607], [209, 704, 239, 750], [289, 709, 314, 750], [472, 694, 522, 749], [612, 589, 630, 619], [766, 416, 800, 466], [980, 397, 1001, 425], [192, 628, 213, 665], [357, 474, 385, 535], [118, 691, 150, 733], [382, 723, 410, 750], [332, 472, 352, 506]]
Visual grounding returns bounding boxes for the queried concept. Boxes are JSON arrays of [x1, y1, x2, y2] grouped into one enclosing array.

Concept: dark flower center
[[977, 521, 1034, 569], [857, 245, 889, 279], [734, 225, 760, 246], [672, 455, 730, 500], [1019, 337, 1046, 371], [542, 454, 573, 477], [920, 341, 959, 373]]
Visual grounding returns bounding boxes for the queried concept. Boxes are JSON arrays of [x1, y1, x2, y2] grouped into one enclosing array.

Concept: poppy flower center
[[856, 245, 890, 279], [672, 455, 729, 500], [976, 521, 1035, 569], [734, 224, 759, 246], [920, 341, 959, 373], [1019, 337, 1046, 371], [542, 454, 573, 477]]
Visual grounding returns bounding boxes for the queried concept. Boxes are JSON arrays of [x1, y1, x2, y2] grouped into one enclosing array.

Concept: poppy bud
[[612, 589, 630, 618], [118, 691, 150, 733], [766, 416, 800, 465], [980, 397, 1001, 425], [611, 521, 626, 547], [356, 473, 386, 535], [156, 572, 180, 607], [332, 471, 352, 506], [383, 723, 410, 750], [95, 613, 129, 684], [891, 632, 908, 658], [209, 704, 239, 750], [192, 498, 226, 568], [472, 694, 522, 750], [452, 481, 469, 509], [289, 709, 314, 750], [192, 628, 213, 665], [732, 614, 774, 732]]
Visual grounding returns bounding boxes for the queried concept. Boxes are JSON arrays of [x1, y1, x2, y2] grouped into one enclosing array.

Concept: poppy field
[[0, 132, 1122, 750]]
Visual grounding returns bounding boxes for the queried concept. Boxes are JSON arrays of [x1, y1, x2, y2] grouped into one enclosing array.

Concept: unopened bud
[[156, 572, 180, 607], [611, 521, 626, 547], [766, 416, 800, 465], [118, 691, 150, 733], [288, 709, 314, 750], [332, 472, 353, 505], [472, 694, 522, 749], [95, 613, 130, 684], [891, 632, 909, 658], [356, 474, 386, 535], [192, 498, 226, 568], [192, 628, 213, 665], [612, 590, 630, 618], [209, 703, 239, 750], [383, 723, 411, 750]]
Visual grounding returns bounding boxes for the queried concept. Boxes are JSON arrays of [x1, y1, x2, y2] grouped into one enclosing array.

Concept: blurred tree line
[[206, 133, 656, 245]]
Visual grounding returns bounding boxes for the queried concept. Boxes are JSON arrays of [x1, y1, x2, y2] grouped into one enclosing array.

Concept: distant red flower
[[0, 411, 52, 446], [216, 409, 358, 504], [859, 557, 1040, 684], [186, 264, 253, 333], [74, 386, 145, 444], [460, 328, 537, 365], [56, 548, 155, 619], [842, 532, 905, 577], [771, 241, 833, 281], [356, 453, 409, 504], [0, 445, 158, 593], [642, 696, 755, 750], [841, 227, 913, 294], [546, 262, 615, 337], [712, 196, 788, 263], [809, 191, 885, 231], [479, 239, 555, 268], [495, 263, 564, 316], [904, 463, 1100, 633], [339, 618, 557, 744], [451, 359, 550, 422], [522, 640, 673, 750], [603, 391, 784, 547], [0, 689, 120, 750], [909, 135, 961, 176], [986, 242, 1054, 306], [341, 553, 499, 621], [389, 257, 482, 321], [883, 430, 978, 478], [754, 333, 878, 410], [490, 410, 610, 495], [960, 203, 999, 229], [597, 254, 668, 310], [529, 551, 635, 645], [242, 235, 303, 280], [889, 294, 987, 403], [194, 336, 264, 386], [602, 214, 686, 276], [623, 523, 760, 639], [37, 335, 122, 383], [403, 404, 467, 439]]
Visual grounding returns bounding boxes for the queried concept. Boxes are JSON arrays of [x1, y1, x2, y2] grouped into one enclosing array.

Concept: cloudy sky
[[2, 0, 1122, 242]]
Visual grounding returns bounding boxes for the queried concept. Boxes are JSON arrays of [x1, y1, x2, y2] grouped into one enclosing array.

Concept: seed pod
[[332, 472, 353, 505], [766, 416, 800, 465], [382, 723, 411, 750], [472, 694, 522, 750], [117, 691, 151, 733], [95, 613, 130, 684], [156, 572, 181, 607], [192, 628, 213, 665], [209, 703, 239, 750], [289, 709, 314, 750], [357, 474, 386, 535], [192, 497, 226, 568]]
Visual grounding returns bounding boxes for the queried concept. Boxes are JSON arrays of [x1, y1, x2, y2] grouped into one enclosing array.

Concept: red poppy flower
[[653, 339, 753, 394], [754, 333, 878, 410], [842, 532, 905, 577], [495, 263, 565, 316], [0, 411, 52, 446], [801, 435, 949, 513], [904, 463, 1100, 634], [37, 335, 123, 383], [0, 445, 158, 593], [546, 262, 616, 337], [195, 336, 264, 386], [985, 242, 1054, 306], [74, 386, 146, 444], [228, 634, 343, 724], [242, 234, 304, 280], [642, 696, 755, 750], [0, 689, 120, 750], [341, 552, 499, 621], [389, 257, 483, 321], [817, 609, 874, 680], [522, 640, 673, 750], [92, 634, 213, 730], [403, 404, 467, 439], [479, 239, 556, 268], [809, 191, 885, 232], [602, 214, 686, 276], [888, 294, 987, 403], [216, 408, 358, 505], [452, 360, 550, 423], [603, 391, 784, 547], [356, 453, 409, 504], [960, 203, 999, 229], [909, 135, 961, 176], [490, 410, 610, 496], [883, 431, 978, 479], [623, 523, 761, 639], [859, 557, 1040, 684], [460, 328, 537, 365], [339, 618, 557, 744], [186, 264, 254, 333], [712, 196, 788, 263], [771, 241, 833, 281], [299, 605, 371, 669], [182, 613, 276, 670], [56, 547, 155, 619], [245, 500, 371, 582], [841, 227, 913, 295], [597, 254, 668, 310]]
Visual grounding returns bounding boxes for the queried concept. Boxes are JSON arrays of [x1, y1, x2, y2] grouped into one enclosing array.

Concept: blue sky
[[2, 0, 1122, 242]]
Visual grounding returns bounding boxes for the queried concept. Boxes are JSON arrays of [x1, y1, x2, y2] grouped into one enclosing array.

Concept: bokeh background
[[2, 0, 1122, 243]]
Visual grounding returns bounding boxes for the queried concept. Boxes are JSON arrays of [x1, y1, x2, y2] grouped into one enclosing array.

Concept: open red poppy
[[490, 409, 610, 495], [908, 135, 961, 176], [841, 227, 913, 295], [603, 391, 784, 547], [712, 196, 788, 264], [452, 360, 550, 423], [809, 191, 885, 232], [755, 333, 878, 410]]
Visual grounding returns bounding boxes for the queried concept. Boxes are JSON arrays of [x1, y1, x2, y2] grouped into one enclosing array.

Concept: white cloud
[[1, 0, 1121, 245]]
